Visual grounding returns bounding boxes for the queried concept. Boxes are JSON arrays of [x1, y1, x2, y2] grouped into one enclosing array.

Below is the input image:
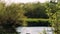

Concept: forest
[[0, 1, 60, 34]]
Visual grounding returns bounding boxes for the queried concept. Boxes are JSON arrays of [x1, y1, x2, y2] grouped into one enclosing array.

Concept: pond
[[16, 27, 54, 34]]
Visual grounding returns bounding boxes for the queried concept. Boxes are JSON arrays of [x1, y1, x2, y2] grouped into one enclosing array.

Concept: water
[[16, 27, 54, 34]]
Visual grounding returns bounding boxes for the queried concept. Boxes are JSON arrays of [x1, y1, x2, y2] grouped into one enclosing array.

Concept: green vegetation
[[0, 2, 60, 34]]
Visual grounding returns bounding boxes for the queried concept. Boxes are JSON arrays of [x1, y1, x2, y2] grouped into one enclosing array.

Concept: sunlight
[[3, 0, 49, 3], [1, 0, 49, 5], [39, 0, 48, 3]]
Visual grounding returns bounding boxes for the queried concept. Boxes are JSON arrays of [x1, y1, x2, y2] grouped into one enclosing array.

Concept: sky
[[2, 0, 50, 3], [1, 0, 50, 5]]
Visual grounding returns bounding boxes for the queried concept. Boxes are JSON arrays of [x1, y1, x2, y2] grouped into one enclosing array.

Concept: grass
[[25, 18, 49, 21]]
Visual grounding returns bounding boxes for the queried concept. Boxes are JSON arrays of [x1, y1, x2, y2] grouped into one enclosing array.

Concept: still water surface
[[16, 27, 54, 34]]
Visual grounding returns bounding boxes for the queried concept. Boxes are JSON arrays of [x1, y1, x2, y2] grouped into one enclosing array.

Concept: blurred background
[[0, 0, 60, 34]]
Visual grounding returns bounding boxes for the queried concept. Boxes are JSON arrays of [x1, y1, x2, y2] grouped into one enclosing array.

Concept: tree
[[24, 2, 49, 19], [0, 3, 25, 34]]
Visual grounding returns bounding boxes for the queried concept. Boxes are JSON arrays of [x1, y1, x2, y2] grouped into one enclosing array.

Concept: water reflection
[[16, 27, 54, 34]]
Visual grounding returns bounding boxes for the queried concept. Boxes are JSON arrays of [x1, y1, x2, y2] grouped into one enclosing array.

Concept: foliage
[[24, 3, 49, 19], [0, 2, 60, 34]]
